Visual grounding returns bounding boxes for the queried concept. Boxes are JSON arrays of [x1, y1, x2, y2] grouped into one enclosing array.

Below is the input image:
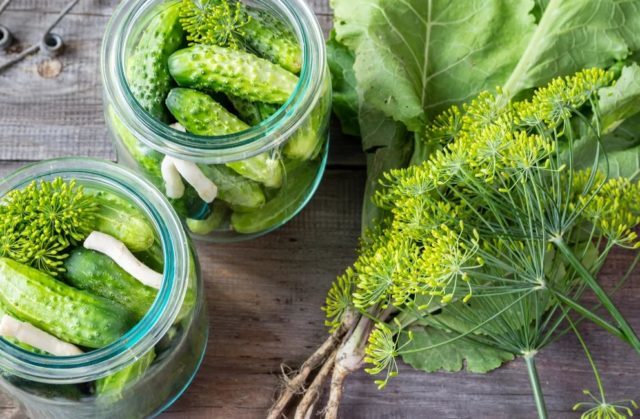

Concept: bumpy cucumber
[[88, 190, 155, 252], [284, 79, 331, 160], [166, 88, 248, 135], [231, 160, 319, 234], [227, 94, 278, 126], [126, 1, 184, 121], [197, 164, 265, 211], [244, 9, 302, 74], [187, 203, 229, 235], [63, 249, 158, 321], [0, 258, 134, 348], [166, 88, 283, 188], [168, 45, 298, 104], [96, 348, 156, 399]]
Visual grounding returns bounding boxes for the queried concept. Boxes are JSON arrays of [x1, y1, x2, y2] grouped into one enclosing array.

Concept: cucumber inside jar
[[118, 0, 329, 238], [0, 178, 195, 402]]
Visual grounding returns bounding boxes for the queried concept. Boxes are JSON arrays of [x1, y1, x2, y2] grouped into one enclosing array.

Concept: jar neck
[[101, 0, 327, 164], [0, 158, 190, 384]]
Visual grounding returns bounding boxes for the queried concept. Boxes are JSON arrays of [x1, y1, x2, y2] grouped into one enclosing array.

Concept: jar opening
[[102, 0, 327, 163], [0, 159, 190, 384]]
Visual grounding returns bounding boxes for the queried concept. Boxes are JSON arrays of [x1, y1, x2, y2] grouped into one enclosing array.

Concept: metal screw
[[0, 0, 79, 74], [0, 25, 11, 50]]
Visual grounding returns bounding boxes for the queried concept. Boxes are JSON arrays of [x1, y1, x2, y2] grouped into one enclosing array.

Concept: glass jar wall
[[0, 159, 207, 418], [101, 0, 331, 242]]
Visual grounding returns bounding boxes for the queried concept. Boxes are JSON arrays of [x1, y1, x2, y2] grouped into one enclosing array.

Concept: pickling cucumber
[[168, 44, 299, 104], [231, 160, 319, 234], [244, 8, 302, 74], [88, 190, 155, 252], [126, 1, 185, 121], [63, 249, 158, 322], [0, 258, 134, 348], [197, 164, 265, 211], [227, 94, 278, 126], [96, 348, 156, 399], [166, 88, 283, 188], [187, 203, 229, 235], [284, 85, 331, 161]]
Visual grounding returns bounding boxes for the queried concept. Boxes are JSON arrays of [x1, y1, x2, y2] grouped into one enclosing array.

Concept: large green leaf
[[502, 0, 640, 96], [599, 63, 640, 133], [400, 326, 514, 374], [327, 31, 360, 136], [332, 0, 535, 131], [599, 145, 640, 180]]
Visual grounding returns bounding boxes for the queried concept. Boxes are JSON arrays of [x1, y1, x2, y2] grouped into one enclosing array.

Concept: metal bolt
[[0, 25, 11, 50], [41, 32, 64, 56]]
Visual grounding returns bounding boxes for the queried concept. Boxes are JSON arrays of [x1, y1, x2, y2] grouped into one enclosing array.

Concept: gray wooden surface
[[0, 1, 639, 418]]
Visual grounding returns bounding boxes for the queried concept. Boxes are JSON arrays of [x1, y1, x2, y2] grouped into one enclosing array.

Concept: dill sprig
[[0, 178, 97, 275], [179, 0, 250, 49], [322, 68, 640, 413]]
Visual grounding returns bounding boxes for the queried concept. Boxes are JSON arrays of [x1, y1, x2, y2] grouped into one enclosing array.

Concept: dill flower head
[[364, 321, 413, 389], [180, 0, 250, 49], [0, 178, 97, 275], [323, 267, 356, 332], [573, 389, 638, 419]]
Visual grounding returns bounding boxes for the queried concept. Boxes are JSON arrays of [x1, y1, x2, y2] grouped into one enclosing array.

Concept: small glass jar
[[0, 159, 208, 418], [101, 0, 331, 242]]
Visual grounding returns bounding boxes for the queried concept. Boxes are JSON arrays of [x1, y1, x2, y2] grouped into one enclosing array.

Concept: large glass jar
[[0, 159, 207, 418], [101, 0, 331, 242]]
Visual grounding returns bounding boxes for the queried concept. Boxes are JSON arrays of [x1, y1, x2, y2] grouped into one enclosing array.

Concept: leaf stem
[[552, 238, 640, 354], [524, 352, 548, 419]]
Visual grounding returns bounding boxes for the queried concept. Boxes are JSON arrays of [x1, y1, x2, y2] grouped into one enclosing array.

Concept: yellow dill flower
[[322, 267, 356, 332], [364, 321, 413, 389]]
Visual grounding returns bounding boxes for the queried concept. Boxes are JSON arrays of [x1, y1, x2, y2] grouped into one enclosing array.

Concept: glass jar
[[0, 159, 208, 418], [101, 0, 331, 242]]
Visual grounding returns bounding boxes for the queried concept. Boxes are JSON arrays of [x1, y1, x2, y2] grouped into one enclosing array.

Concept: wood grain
[[1, 0, 639, 418]]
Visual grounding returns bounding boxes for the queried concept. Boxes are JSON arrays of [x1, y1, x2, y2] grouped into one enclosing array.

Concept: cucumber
[[88, 190, 155, 252], [0, 258, 134, 348], [166, 88, 248, 135], [231, 160, 320, 234], [187, 203, 229, 235], [166, 88, 284, 188], [284, 87, 331, 161], [227, 94, 278, 126], [244, 8, 302, 74], [168, 44, 298, 104], [96, 348, 156, 399], [197, 164, 265, 211], [126, 1, 185, 121], [63, 249, 158, 322]]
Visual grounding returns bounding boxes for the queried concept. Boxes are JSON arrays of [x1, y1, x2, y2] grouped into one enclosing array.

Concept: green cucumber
[[231, 160, 320, 234], [168, 44, 298, 104], [187, 203, 230, 235], [63, 249, 158, 322], [227, 94, 279, 126], [244, 8, 302, 74], [166, 88, 248, 135], [197, 164, 265, 211], [284, 87, 331, 161], [166, 88, 283, 188], [88, 190, 155, 252], [126, 1, 185, 121], [0, 258, 134, 348], [96, 348, 156, 399]]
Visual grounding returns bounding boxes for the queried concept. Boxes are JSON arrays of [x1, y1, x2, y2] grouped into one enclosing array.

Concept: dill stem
[[552, 238, 640, 354], [524, 353, 548, 419]]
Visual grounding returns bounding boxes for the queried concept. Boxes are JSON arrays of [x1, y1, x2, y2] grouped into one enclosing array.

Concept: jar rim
[[0, 158, 191, 384], [101, 0, 327, 164]]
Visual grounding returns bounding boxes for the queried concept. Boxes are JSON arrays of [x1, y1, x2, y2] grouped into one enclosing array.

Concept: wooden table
[[0, 1, 638, 418]]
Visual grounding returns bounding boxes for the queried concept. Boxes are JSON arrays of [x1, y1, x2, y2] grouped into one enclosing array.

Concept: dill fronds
[[179, 0, 250, 49], [0, 178, 97, 275]]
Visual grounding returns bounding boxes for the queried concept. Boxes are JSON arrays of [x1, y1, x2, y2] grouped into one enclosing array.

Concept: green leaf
[[400, 326, 514, 374], [332, 0, 536, 131], [599, 63, 640, 133], [502, 0, 640, 96], [599, 145, 640, 181], [327, 31, 360, 136]]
